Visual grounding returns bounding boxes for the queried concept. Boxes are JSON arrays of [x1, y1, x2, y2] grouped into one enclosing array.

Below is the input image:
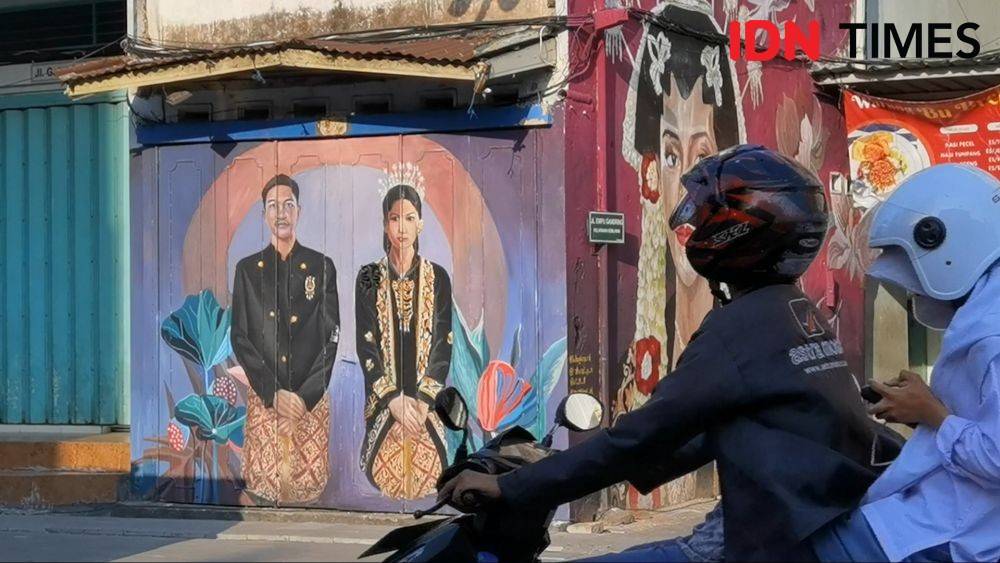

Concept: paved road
[[0, 532, 369, 562], [0, 501, 714, 562], [0, 531, 598, 562]]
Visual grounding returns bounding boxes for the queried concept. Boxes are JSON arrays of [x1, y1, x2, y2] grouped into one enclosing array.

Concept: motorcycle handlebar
[[413, 498, 448, 519], [461, 490, 481, 508]]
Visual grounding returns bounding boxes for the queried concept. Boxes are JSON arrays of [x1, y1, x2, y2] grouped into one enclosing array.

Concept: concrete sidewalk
[[0, 500, 716, 561]]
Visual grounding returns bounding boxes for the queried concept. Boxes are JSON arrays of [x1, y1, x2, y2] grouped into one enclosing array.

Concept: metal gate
[[131, 130, 569, 511], [0, 93, 130, 425]]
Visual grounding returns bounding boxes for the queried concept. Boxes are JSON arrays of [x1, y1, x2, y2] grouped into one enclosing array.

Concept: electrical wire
[[122, 16, 582, 55], [94, 7, 1000, 117]]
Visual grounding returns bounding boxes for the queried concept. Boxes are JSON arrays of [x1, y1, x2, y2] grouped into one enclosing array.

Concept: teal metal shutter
[[0, 93, 130, 425]]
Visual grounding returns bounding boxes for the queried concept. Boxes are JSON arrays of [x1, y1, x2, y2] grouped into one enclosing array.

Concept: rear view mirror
[[556, 392, 604, 432], [434, 387, 469, 432]]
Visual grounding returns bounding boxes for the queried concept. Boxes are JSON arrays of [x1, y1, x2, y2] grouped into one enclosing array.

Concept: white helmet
[[867, 164, 1000, 324]]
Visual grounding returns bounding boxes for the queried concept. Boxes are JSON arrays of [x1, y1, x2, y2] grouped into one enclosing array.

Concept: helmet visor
[[868, 246, 925, 295], [670, 159, 724, 233], [669, 193, 698, 232]]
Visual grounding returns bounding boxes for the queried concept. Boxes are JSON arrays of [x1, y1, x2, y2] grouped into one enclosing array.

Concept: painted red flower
[[640, 153, 661, 204], [634, 336, 662, 395]]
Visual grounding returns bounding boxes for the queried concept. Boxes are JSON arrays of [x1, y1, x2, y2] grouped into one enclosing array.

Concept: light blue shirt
[[861, 265, 1000, 562]]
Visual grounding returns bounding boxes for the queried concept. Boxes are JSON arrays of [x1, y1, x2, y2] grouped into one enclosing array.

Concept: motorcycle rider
[[808, 163, 1000, 562], [440, 145, 891, 562]]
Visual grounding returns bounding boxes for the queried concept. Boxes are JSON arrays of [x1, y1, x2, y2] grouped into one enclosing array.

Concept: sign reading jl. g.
[[588, 211, 625, 245]]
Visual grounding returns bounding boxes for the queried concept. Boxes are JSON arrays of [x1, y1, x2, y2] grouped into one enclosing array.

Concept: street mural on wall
[[600, 0, 856, 511], [132, 131, 568, 511]]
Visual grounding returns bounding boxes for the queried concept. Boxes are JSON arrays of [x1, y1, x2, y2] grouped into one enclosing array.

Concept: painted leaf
[[809, 102, 830, 174], [183, 361, 207, 397], [448, 304, 482, 419], [163, 382, 177, 415], [452, 302, 482, 368], [528, 337, 568, 439], [827, 228, 851, 271], [161, 289, 233, 372], [852, 208, 879, 275], [509, 325, 522, 370], [477, 361, 538, 433], [470, 315, 490, 375], [831, 191, 852, 233], [228, 422, 245, 455], [216, 406, 246, 444], [536, 337, 569, 401], [775, 94, 801, 159], [174, 394, 246, 444]]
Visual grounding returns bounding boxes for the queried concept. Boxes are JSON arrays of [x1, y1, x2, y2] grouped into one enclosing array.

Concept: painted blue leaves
[[448, 303, 486, 422], [161, 289, 233, 373], [448, 300, 569, 442], [528, 337, 568, 440], [174, 394, 246, 445]]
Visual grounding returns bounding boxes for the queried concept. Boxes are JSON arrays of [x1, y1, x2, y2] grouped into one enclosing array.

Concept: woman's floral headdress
[[378, 162, 426, 201]]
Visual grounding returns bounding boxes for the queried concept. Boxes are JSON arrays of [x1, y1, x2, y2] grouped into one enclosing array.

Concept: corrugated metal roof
[[810, 54, 1000, 99], [57, 28, 529, 83]]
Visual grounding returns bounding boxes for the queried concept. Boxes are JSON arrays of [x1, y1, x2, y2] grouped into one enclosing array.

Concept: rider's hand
[[437, 470, 502, 512], [869, 370, 950, 429]]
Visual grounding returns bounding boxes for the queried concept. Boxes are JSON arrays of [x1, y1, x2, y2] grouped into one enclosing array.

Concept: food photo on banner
[[838, 86, 1000, 273]]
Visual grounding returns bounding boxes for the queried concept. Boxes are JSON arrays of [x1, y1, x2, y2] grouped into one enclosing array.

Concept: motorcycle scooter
[[359, 386, 605, 563]]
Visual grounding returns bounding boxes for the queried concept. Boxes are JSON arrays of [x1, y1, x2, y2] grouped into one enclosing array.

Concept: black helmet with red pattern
[[669, 144, 829, 287]]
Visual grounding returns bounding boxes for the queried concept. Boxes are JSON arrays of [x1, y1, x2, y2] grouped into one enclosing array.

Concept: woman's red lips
[[674, 224, 694, 247]]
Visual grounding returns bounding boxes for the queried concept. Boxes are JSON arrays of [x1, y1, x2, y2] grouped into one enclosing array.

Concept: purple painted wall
[[130, 123, 570, 513]]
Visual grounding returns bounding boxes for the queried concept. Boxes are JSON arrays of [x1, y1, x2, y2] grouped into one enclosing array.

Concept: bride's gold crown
[[377, 162, 426, 201]]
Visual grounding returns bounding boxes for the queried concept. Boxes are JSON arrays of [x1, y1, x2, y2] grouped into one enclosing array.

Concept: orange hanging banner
[[843, 86, 1000, 209]]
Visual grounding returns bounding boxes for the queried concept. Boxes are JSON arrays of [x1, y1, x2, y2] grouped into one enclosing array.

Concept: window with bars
[[0, 1, 125, 65]]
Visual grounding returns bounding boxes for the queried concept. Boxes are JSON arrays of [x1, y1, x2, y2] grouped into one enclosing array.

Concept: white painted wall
[[140, 0, 554, 45], [150, 0, 403, 26], [874, 0, 1000, 58]]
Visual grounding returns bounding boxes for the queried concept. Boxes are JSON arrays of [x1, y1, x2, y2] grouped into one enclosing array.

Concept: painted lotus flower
[[161, 290, 233, 375], [776, 95, 829, 177], [634, 336, 662, 396], [827, 193, 878, 281], [746, 0, 793, 48], [477, 361, 538, 433], [744, 60, 764, 108], [724, 0, 739, 24], [448, 302, 568, 451], [174, 394, 246, 445]]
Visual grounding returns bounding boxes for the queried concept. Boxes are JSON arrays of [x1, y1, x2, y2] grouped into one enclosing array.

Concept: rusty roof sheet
[[57, 28, 528, 83]]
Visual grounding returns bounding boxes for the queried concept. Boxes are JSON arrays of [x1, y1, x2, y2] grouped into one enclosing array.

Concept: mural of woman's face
[[659, 75, 718, 287], [264, 184, 300, 242], [385, 198, 422, 252]]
